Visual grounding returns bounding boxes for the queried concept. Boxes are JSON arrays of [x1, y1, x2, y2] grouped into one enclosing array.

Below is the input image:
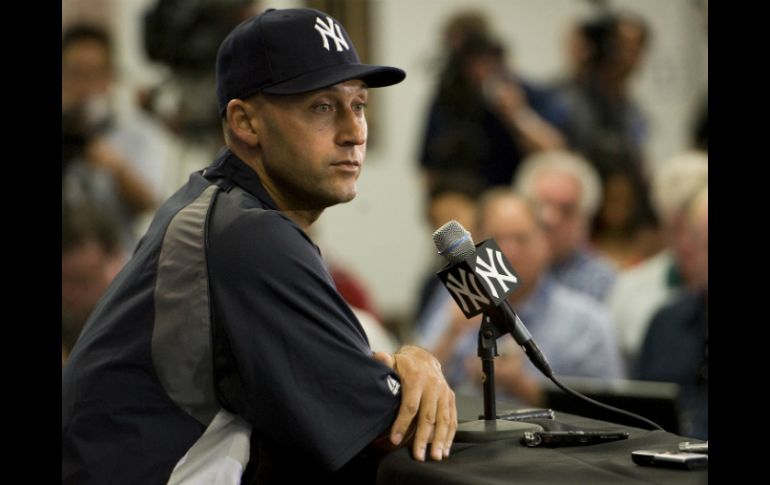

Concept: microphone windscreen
[[432, 220, 475, 264]]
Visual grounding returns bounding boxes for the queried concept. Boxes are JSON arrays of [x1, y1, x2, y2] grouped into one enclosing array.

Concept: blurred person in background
[[418, 10, 565, 194], [62, 204, 124, 365], [635, 186, 707, 440], [554, 11, 650, 178], [441, 9, 490, 56], [606, 151, 708, 366], [62, 23, 170, 253], [140, 0, 260, 157], [691, 96, 708, 153], [413, 174, 484, 333], [514, 150, 617, 302], [590, 166, 663, 269], [552, 11, 658, 252], [416, 189, 623, 406]]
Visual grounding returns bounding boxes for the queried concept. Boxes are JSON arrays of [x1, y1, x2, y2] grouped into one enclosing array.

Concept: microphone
[[433, 220, 665, 433], [432, 220, 553, 378]]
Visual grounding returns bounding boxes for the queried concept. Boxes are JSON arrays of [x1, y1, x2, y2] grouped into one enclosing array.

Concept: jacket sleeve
[[207, 208, 400, 472]]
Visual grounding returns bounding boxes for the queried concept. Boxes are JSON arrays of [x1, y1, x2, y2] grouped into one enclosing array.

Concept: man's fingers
[[390, 386, 421, 446], [429, 392, 452, 461], [386, 346, 458, 462], [445, 391, 457, 458], [412, 384, 439, 462]]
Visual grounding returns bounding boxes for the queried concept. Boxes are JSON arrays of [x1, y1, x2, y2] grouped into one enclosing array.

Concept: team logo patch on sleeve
[[386, 375, 401, 396]]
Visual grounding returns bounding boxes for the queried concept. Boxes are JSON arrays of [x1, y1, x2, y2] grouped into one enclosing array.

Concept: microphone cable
[[546, 373, 664, 431]]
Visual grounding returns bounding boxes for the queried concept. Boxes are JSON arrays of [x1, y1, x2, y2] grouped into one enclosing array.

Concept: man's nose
[[539, 204, 561, 227], [335, 108, 367, 146]]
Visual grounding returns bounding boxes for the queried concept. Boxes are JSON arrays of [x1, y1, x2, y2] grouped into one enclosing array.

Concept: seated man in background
[[514, 149, 617, 302], [418, 29, 565, 194], [416, 188, 624, 406], [414, 174, 484, 333], [635, 187, 708, 440], [61, 203, 124, 365], [607, 151, 708, 366], [62, 23, 172, 253]]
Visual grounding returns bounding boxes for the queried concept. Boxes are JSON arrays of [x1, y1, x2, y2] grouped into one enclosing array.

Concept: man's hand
[[373, 346, 457, 461]]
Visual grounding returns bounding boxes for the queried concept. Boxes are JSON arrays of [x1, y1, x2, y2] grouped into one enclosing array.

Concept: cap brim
[[261, 63, 406, 95]]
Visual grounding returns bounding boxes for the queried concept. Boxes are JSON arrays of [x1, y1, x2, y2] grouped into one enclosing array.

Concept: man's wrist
[[394, 345, 442, 373]]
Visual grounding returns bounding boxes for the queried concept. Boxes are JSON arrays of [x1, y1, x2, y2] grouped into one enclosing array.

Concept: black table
[[376, 393, 707, 484]]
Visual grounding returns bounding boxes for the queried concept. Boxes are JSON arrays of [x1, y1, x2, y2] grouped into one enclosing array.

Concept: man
[[635, 187, 708, 439], [413, 174, 484, 331], [62, 24, 171, 253], [514, 149, 617, 302], [418, 25, 565, 194], [606, 151, 708, 364], [553, 12, 650, 181], [61, 204, 124, 365], [416, 189, 623, 405], [62, 8, 456, 484]]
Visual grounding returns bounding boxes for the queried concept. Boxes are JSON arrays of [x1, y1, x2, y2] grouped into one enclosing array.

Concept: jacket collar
[[203, 147, 278, 211]]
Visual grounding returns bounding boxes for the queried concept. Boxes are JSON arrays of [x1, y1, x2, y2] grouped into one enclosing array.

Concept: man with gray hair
[[606, 151, 708, 365], [416, 189, 624, 406], [514, 149, 617, 302], [635, 185, 708, 439]]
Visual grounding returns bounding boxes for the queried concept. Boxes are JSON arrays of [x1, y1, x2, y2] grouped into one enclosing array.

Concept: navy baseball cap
[[216, 7, 406, 116]]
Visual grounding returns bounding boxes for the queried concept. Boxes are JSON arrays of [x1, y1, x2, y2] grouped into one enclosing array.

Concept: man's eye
[[313, 103, 333, 113], [353, 103, 368, 112]]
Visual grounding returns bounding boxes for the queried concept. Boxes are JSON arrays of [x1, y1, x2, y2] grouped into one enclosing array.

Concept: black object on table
[[376, 394, 707, 485]]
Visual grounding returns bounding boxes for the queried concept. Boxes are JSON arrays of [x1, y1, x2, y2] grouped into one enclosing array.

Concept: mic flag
[[436, 239, 521, 319]]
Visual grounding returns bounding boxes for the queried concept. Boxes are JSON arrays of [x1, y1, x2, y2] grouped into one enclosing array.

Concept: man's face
[[598, 173, 635, 229], [62, 39, 112, 112], [428, 193, 477, 235], [615, 21, 647, 78], [249, 80, 368, 210], [531, 171, 586, 262], [62, 241, 116, 324], [481, 197, 549, 295], [673, 194, 708, 290]]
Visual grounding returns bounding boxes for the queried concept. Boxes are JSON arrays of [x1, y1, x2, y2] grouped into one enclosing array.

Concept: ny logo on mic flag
[[436, 239, 520, 318]]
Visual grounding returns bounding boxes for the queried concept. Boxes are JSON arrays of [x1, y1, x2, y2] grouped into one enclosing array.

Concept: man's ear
[[225, 99, 259, 147]]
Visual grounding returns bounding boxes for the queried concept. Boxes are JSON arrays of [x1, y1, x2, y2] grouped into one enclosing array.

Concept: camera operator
[[62, 24, 164, 254]]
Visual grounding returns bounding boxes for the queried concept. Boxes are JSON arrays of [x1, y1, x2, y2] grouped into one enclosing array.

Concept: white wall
[[71, 0, 707, 325]]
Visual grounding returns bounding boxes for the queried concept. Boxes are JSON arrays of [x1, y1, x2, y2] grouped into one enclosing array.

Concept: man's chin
[[316, 186, 357, 209], [336, 184, 358, 204]]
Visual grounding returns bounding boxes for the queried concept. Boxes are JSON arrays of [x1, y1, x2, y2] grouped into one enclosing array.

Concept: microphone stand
[[479, 315, 502, 420], [454, 313, 543, 442]]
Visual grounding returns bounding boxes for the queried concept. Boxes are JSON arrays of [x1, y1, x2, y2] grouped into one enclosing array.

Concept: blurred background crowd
[[62, 0, 708, 439]]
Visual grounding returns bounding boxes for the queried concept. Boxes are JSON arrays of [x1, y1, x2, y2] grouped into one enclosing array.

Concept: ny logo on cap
[[314, 16, 350, 52]]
